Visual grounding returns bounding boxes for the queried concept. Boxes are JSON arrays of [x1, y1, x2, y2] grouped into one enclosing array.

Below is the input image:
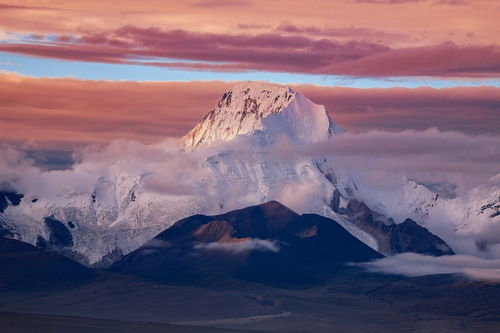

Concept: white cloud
[[194, 238, 280, 253], [144, 238, 172, 249], [272, 128, 500, 195], [137, 239, 172, 255], [358, 253, 500, 282], [270, 180, 327, 213]]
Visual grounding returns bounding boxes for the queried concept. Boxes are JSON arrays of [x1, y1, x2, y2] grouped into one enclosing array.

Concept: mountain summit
[[180, 81, 343, 151]]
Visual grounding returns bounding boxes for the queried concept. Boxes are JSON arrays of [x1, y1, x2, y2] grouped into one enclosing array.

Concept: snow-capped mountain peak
[[180, 81, 343, 151], [2, 81, 496, 267]]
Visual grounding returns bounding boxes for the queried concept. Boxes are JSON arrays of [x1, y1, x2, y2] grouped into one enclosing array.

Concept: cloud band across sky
[[2, 28, 499, 79], [0, 0, 499, 83], [1, 73, 498, 149]]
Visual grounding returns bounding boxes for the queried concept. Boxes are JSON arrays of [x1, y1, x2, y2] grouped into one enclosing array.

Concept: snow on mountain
[[433, 175, 500, 245], [0, 81, 355, 265], [342, 172, 500, 254], [180, 81, 342, 151], [0, 81, 498, 265]]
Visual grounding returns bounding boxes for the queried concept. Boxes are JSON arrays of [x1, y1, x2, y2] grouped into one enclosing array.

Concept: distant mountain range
[[0, 199, 452, 286], [0, 81, 497, 268]]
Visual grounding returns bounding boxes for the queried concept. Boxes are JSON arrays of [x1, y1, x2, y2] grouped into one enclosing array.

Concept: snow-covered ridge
[[180, 81, 343, 151]]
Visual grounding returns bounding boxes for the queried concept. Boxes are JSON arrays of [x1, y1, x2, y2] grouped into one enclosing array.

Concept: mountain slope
[[0, 237, 96, 288], [331, 194, 454, 256], [110, 201, 382, 285]]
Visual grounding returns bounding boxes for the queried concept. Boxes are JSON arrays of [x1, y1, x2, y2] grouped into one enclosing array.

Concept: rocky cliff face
[[330, 193, 454, 256]]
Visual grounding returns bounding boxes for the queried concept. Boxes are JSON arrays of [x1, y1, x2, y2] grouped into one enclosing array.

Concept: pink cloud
[[319, 42, 500, 77], [0, 74, 498, 150], [275, 24, 408, 42], [1, 26, 498, 77], [355, 0, 422, 3], [193, 0, 250, 7]]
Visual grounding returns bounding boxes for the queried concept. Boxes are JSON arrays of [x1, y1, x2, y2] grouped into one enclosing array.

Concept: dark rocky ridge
[[111, 201, 383, 286], [331, 189, 454, 256], [0, 237, 95, 289], [37, 217, 74, 249], [0, 191, 23, 213]]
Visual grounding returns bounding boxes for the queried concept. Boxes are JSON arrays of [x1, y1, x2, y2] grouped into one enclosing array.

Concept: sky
[[0, 0, 499, 149], [1, 0, 500, 82]]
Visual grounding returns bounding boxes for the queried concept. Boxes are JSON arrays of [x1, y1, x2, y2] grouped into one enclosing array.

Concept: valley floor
[[0, 312, 248, 333], [1, 270, 499, 332]]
